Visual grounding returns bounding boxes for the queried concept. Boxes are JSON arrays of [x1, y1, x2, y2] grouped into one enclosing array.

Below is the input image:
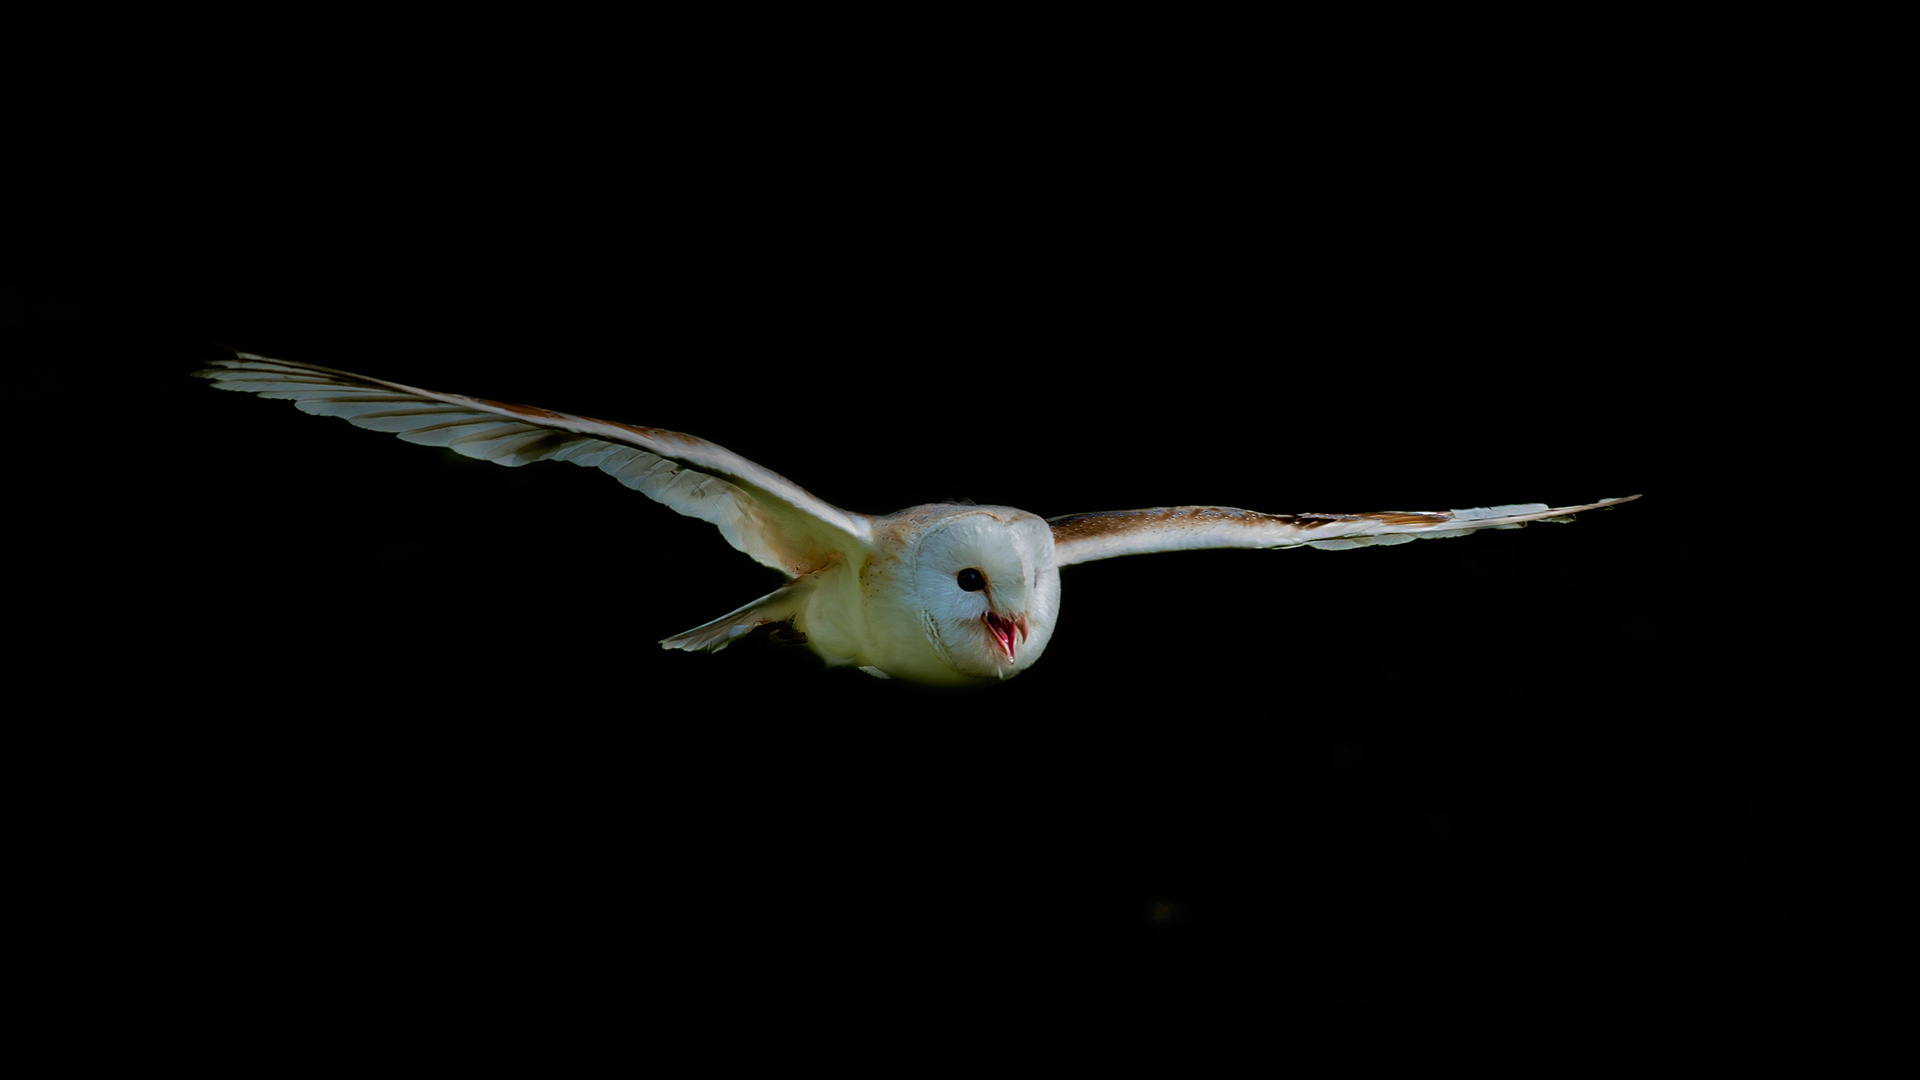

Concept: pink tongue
[[986, 616, 1017, 661]]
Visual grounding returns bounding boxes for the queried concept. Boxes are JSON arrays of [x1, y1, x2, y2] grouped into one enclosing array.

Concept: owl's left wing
[[1049, 496, 1639, 567], [195, 352, 873, 577]]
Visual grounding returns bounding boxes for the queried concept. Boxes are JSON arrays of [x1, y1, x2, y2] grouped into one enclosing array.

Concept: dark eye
[[956, 568, 986, 592]]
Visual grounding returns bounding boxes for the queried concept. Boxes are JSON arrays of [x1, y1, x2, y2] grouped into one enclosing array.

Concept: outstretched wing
[[1049, 496, 1639, 567], [195, 352, 873, 576]]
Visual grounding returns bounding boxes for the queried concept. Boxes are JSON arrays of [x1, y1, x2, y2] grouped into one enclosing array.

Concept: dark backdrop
[[9, 58, 1796, 1035]]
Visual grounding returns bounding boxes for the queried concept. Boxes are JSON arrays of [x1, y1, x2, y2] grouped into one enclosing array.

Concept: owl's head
[[905, 506, 1062, 683]]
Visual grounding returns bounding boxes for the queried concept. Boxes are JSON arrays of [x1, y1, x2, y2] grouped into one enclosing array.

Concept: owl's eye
[[956, 568, 987, 592]]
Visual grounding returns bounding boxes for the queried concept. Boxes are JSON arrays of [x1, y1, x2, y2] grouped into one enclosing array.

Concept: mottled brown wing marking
[[1342, 511, 1453, 525], [476, 398, 573, 422], [1047, 505, 1449, 544]]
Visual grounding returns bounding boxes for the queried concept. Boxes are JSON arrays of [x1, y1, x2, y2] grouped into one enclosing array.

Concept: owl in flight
[[197, 353, 1638, 686]]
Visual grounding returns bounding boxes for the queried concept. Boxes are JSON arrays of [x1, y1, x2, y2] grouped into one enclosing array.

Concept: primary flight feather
[[195, 352, 1639, 685]]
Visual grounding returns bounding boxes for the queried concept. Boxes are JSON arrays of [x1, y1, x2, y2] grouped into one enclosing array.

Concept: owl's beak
[[983, 611, 1030, 663]]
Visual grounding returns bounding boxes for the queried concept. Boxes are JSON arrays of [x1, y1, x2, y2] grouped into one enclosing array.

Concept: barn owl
[[195, 353, 1638, 686]]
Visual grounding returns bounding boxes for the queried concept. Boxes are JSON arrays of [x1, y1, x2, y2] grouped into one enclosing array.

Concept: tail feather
[[659, 579, 813, 653]]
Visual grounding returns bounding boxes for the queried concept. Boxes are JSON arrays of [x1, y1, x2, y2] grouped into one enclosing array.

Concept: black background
[[10, 24, 1809, 1041]]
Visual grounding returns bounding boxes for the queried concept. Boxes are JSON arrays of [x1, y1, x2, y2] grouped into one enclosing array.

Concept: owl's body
[[196, 353, 1636, 686], [658, 502, 1060, 684]]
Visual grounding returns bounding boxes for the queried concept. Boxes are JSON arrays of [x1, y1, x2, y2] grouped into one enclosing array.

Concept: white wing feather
[[195, 352, 873, 577], [1048, 497, 1639, 566]]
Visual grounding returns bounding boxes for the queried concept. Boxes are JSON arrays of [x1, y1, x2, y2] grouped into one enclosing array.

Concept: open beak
[[982, 611, 1030, 663]]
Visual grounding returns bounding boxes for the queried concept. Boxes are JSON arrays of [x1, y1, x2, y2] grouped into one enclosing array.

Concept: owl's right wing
[[1049, 496, 1639, 566], [196, 352, 873, 577]]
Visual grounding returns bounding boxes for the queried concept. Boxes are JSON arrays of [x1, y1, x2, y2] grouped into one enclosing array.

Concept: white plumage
[[196, 352, 1639, 686]]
